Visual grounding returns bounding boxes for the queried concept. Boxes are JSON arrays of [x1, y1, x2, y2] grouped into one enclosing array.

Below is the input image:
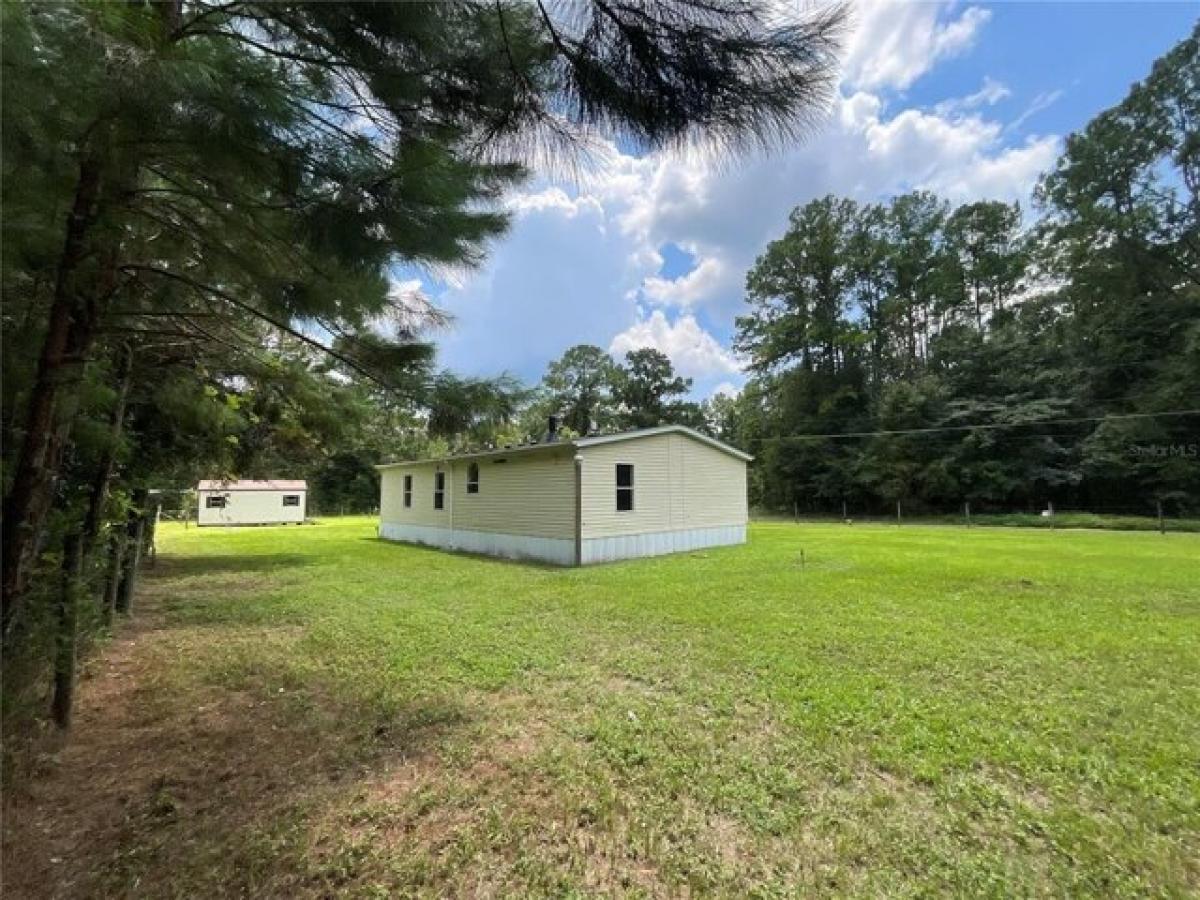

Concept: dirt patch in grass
[[1, 594, 460, 898]]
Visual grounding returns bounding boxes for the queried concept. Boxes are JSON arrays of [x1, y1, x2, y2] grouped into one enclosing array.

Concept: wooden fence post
[[896, 500, 901, 525], [965, 501, 971, 527], [1157, 499, 1165, 535]]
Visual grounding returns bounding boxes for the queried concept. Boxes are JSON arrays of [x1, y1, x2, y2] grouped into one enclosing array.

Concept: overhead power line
[[768, 409, 1200, 442]]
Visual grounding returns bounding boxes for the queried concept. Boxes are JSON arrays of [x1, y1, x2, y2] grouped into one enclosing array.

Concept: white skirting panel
[[580, 524, 746, 565], [379, 522, 576, 566]]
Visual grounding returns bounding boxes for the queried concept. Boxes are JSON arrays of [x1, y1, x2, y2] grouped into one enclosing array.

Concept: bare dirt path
[[3, 592, 172, 899]]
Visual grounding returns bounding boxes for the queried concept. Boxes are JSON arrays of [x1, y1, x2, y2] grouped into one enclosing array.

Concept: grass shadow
[[146, 553, 315, 578], [368, 536, 573, 571], [4, 639, 472, 898]]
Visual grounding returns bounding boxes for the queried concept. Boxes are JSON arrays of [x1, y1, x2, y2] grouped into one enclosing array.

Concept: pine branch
[[118, 264, 412, 395]]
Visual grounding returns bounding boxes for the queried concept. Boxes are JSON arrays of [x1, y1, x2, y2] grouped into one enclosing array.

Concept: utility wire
[[765, 409, 1200, 442]]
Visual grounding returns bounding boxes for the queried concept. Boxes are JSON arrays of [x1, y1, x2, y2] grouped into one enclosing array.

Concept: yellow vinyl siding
[[580, 432, 746, 538], [579, 434, 672, 537], [379, 449, 576, 540], [678, 434, 748, 527], [379, 463, 450, 528], [449, 450, 575, 539]]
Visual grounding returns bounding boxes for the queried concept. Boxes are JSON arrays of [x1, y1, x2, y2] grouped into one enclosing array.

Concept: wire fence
[[152, 488, 1196, 533], [754, 501, 1199, 533]]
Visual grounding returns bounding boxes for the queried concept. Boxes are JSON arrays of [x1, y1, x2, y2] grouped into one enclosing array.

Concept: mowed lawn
[[17, 518, 1199, 897]]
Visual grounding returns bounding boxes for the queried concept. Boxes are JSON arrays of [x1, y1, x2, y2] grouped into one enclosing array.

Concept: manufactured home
[[196, 480, 307, 526], [376, 424, 750, 565]]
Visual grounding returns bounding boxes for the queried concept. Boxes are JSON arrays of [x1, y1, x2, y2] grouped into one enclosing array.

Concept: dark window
[[403, 474, 413, 508], [467, 462, 480, 494], [282, 495, 300, 507], [616, 464, 634, 512], [434, 471, 445, 510], [205, 495, 226, 509]]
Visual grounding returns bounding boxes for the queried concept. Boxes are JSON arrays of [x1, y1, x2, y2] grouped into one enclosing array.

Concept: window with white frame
[[467, 462, 480, 494], [403, 474, 412, 508], [282, 495, 300, 507], [433, 471, 445, 509], [205, 495, 226, 509]]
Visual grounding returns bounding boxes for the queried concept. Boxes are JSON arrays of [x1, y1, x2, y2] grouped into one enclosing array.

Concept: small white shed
[[196, 480, 307, 526], [376, 425, 751, 565]]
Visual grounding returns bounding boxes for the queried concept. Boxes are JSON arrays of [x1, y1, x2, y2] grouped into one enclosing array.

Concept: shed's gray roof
[[375, 425, 752, 470]]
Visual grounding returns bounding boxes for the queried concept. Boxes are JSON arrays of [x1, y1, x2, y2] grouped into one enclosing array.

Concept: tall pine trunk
[[116, 491, 148, 616], [101, 531, 125, 628], [2, 151, 109, 634], [51, 533, 84, 729], [0, 121, 133, 636], [81, 344, 134, 558]]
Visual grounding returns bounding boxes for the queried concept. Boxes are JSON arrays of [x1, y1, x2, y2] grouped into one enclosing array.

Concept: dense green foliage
[[11, 518, 1195, 895], [724, 28, 1200, 515], [514, 343, 706, 438]]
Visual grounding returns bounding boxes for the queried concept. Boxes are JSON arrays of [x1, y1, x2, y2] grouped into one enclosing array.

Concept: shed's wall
[[579, 433, 747, 539], [197, 490, 306, 526]]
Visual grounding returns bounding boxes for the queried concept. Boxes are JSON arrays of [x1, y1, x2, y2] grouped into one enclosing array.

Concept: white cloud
[[508, 187, 604, 220], [434, 187, 646, 377], [842, 3, 991, 91], [710, 381, 742, 399], [924, 135, 1060, 203], [640, 256, 733, 308], [433, 0, 1061, 394], [935, 77, 1011, 116], [388, 277, 423, 299], [609, 310, 742, 380], [1007, 89, 1065, 133]]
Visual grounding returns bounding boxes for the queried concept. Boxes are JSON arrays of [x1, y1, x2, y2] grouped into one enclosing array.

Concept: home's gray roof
[[197, 479, 307, 491], [375, 425, 753, 470]]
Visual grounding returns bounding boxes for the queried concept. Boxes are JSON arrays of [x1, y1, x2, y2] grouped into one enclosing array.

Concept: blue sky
[[397, 1, 1196, 399]]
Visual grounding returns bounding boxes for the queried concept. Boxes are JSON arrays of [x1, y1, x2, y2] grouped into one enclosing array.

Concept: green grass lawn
[[33, 519, 1200, 896]]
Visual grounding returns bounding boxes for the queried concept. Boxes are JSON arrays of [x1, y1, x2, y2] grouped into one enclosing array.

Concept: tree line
[[724, 29, 1199, 516]]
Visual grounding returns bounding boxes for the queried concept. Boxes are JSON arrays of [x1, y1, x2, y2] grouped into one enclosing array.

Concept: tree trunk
[[974, 276, 982, 331], [116, 494, 147, 616], [51, 533, 84, 729], [102, 531, 126, 628], [2, 151, 109, 634], [81, 344, 134, 559]]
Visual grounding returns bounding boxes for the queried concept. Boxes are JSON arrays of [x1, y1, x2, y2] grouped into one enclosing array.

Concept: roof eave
[[574, 425, 753, 462], [375, 426, 752, 470], [375, 441, 578, 470]]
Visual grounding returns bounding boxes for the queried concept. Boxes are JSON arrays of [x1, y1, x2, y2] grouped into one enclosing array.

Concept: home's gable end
[[577, 429, 748, 542]]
